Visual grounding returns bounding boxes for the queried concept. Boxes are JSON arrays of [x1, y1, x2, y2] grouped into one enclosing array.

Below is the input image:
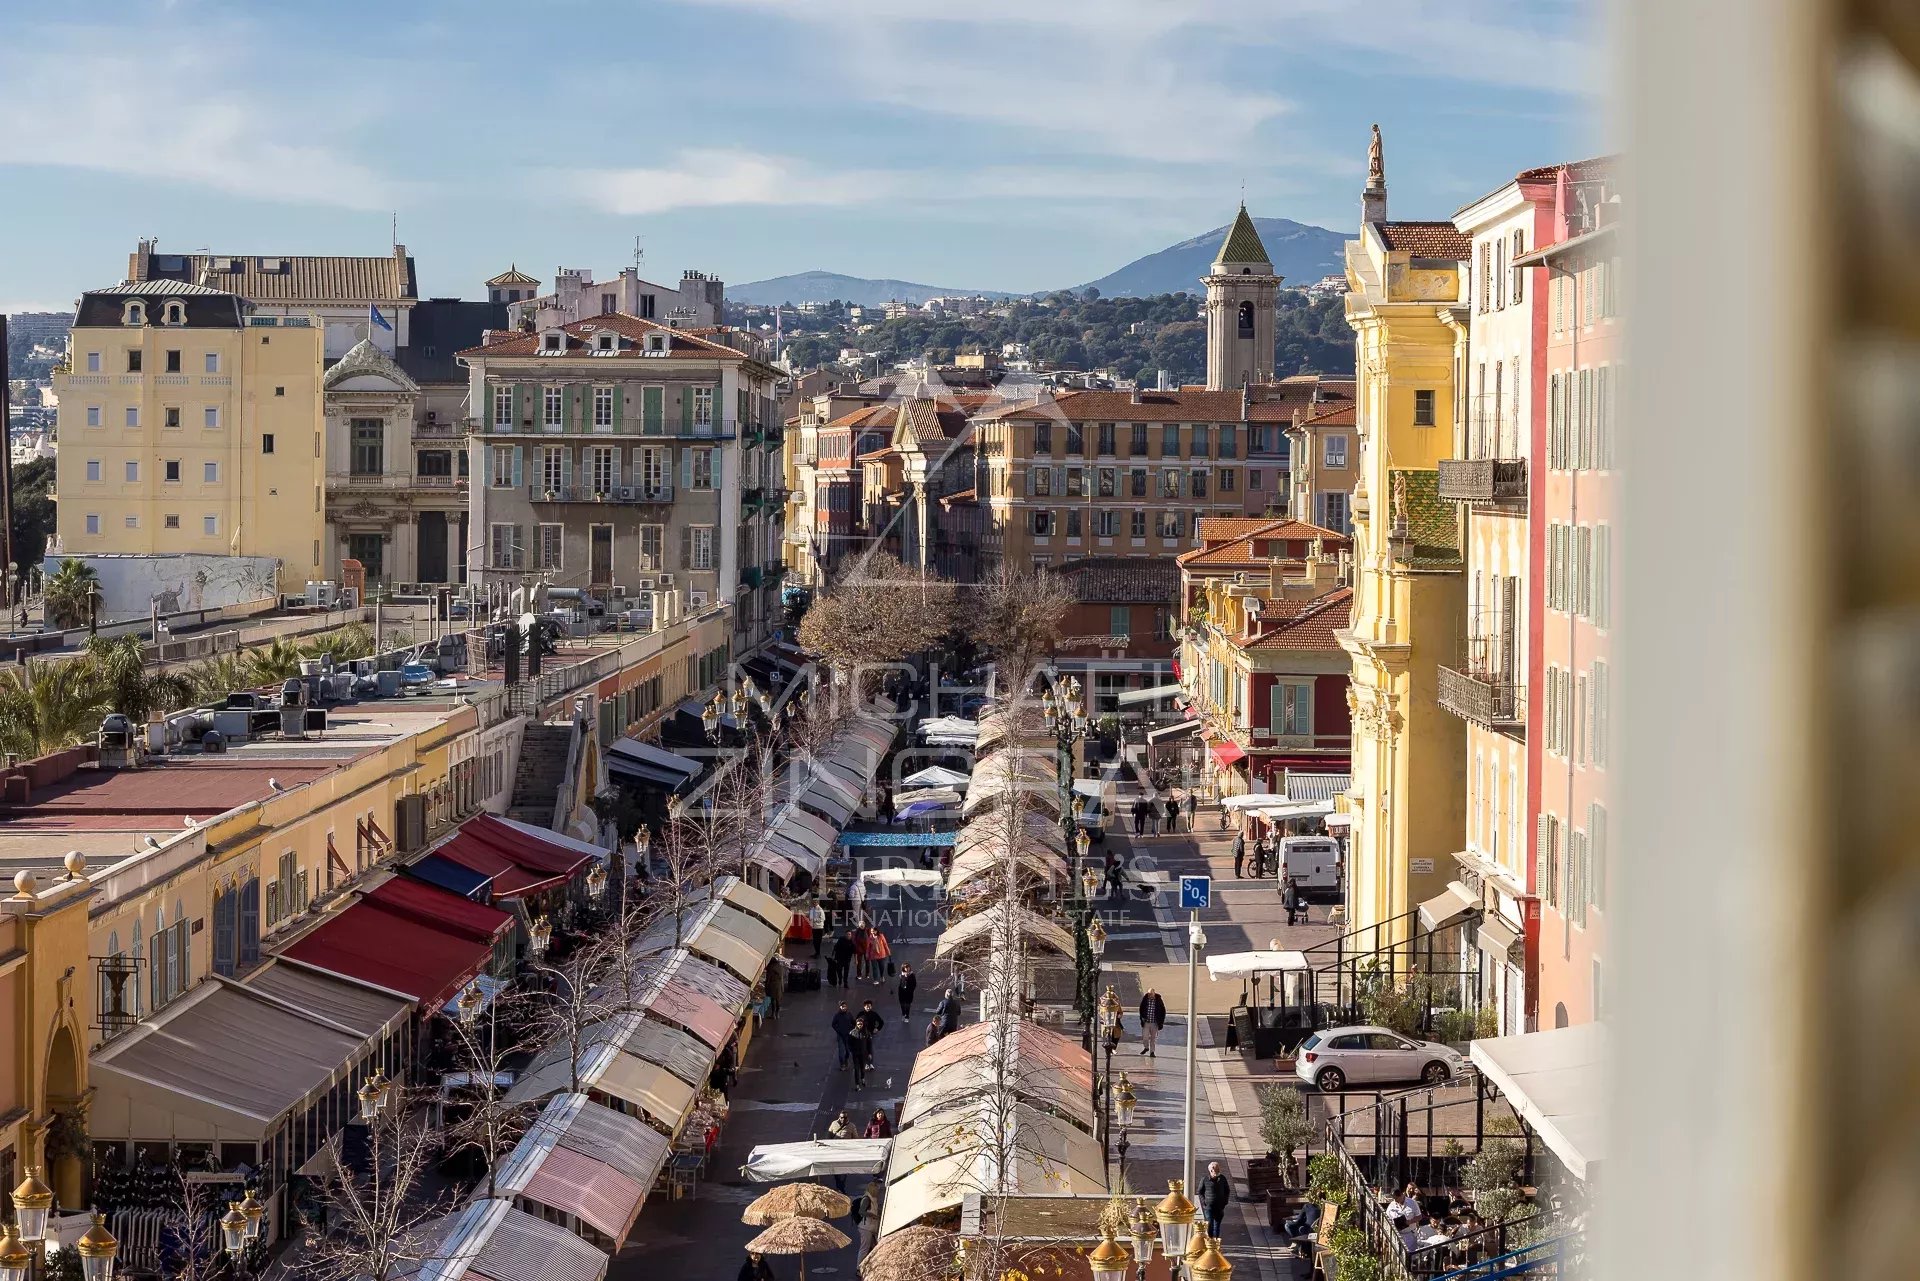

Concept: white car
[[1294, 1025, 1468, 1092]]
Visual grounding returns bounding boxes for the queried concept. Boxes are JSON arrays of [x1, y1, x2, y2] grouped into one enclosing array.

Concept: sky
[[0, 0, 1600, 313]]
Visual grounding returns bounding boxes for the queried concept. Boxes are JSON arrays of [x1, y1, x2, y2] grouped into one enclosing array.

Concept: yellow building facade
[[1337, 173, 1471, 948], [53, 281, 325, 592], [1, 871, 95, 1214]]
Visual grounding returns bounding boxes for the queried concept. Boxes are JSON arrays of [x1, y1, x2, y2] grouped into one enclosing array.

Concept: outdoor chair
[[1307, 1201, 1340, 1277]]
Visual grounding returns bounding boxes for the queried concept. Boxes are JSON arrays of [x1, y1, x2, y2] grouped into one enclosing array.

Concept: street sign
[[1179, 875, 1211, 910]]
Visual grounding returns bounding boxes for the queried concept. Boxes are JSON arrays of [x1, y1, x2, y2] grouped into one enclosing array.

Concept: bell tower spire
[[1203, 205, 1281, 391]]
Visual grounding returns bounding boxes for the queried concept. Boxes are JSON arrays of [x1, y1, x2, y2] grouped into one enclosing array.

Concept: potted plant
[[1259, 1085, 1317, 1189]]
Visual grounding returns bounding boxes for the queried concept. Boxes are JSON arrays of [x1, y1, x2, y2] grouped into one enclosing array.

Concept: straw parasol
[[745, 1217, 851, 1281], [859, 1224, 958, 1281], [743, 1182, 853, 1226]]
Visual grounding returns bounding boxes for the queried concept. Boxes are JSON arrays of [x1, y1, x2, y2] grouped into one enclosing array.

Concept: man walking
[[1138, 987, 1166, 1057], [1131, 798, 1147, 836], [830, 1001, 856, 1072], [808, 900, 827, 960], [831, 931, 855, 989], [1185, 791, 1198, 830], [1200, 1161, 1233, 1239], [1165, 795, 1181, 834], [938, 985, 963, 1035], [1283, 873, 1300, 926], [850, 1000, 886, 1087], [897, 964, 918, 1019], [1232, 831, 1246, 879]]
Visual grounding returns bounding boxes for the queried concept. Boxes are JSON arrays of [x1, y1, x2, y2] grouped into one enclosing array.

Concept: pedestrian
[[831, 931, 855, 989], [1253, 837, 1272, 880], [939, 985, 962, 1034], [808, 900, 827, 960], [863, 1109, 893, 1139], [830, 1000, 856, 1072], [738, 1252, 775, 1281], [709, 1039, 738, 1099], [1165, 796, 1181, 834], [851, 1000, 885, 1087], [926, 1017, 944, 1046], [1147, 800, 1161, 836], [1185, 791, 1198, 829], [1104, 849, 1124, 897], [1201, 1160, 1233, 1239], [897, 964, 917, 1018], [825, 1111, 854, 1190], [1138, 987, 1166, 1057], [869, 928, 893, 982], [852, 923, 871, 981], [1283, 873, 1300, 926], [1131, 798, 1146, 836], [856, 1178, 884, 1257], [1218, 800, 1229, 831], [1232, 831, 1246, 879]]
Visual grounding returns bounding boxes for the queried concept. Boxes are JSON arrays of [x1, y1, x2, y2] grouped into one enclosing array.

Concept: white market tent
[[1469, 1022, 1606, 1181], [1205, 950, 1311, 980], [902, 765, 971, 789], [743, 1138, 893, 1182]]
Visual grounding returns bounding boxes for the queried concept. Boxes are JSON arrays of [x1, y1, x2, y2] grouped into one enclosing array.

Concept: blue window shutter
[[239, 879, 260, 965], [512, 446, 523, 489]]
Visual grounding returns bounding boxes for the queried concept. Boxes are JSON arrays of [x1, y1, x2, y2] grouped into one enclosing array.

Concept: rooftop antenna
[[391, 211, 398, 250], [633, 235, 645, 275]]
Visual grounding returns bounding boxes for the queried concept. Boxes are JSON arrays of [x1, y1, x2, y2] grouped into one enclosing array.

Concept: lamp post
[[458, 980, 502, 1197], [74, 1214, 118, 1281], [1115, 1073, 1138, 1186], [1098, 983, 1122, 1176], [8, 1163, 53, 1281], [1187, 1237, 1233, 1281], [0, 1223, 31, 1281], [1128, 1201, 1158, 1281], [528, 914, 552, 961]]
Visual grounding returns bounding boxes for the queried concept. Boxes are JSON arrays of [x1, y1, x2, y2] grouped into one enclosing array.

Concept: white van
[[1278, 835, 1341, 900]]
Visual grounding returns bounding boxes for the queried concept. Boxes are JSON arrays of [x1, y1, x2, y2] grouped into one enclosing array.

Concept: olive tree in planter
[[1259, 1084, 1317, 1187]]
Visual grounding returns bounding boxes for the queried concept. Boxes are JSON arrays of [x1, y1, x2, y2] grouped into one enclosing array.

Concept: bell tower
[[1204, 205, 1281, 391]]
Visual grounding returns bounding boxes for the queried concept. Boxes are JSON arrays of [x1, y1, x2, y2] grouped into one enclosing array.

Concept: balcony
[[327, 471, 418, 490], [1437, 664, 1526, 729], [1436, 458, 1528, 507], [414, 418, 463, 438], [527, 483, 674, 506]]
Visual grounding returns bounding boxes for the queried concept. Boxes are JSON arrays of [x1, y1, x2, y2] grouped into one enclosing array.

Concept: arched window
[[162, 300, 187, 326], [1237, 301, 1255, 338], [123, 300, 146, 326]]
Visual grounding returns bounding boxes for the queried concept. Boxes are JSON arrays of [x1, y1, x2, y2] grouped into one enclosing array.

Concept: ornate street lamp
[[358, 1078, 382, 1123], [11, 1166, 52, 1243], [238, 1187, 265, 1242], [1188, 1239, 1233, 1281], [457, 982, 485, 1027], [1117, 1073, 1138, 1127], [220, 1204, 250, 1255], [529, 914, 553, 958], [1128, 1202, 1157, 1281], [0, 1222, 31, 1281], [74, 1213, 118, 1281], [1076, 828, 1092, 861], [585, 861, 608, 903], [1087, 915, 1108, 958], [1155, 1180, 1197, 1271], [1088, 1226, 1133, 1281], [1184, 1228, 1213, 1279], [1079, 864, 1100, 902]]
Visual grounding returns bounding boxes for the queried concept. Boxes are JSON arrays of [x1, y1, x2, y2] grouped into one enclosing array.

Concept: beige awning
[[595, 1054, 698, 1131], [686, 903, 780, 983], [899, 1047, 1095, 1131], [1477, 913, 1521, 956], [933, 903, 1076, 963], [722, 877, 795, 935], [946, 843, 1070, 894], [880, 1100, 1107, 1237], [1417, 881, 1480, 931]]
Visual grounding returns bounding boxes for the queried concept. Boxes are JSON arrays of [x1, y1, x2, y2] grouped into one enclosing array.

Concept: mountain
[[1074, 217, 1347, 297], [729, 271, 1016, 307]]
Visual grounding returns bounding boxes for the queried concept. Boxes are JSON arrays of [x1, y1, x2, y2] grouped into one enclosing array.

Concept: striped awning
[[493, 1094, 667, 1248], [408, 1199, 607, 1281], [1116, 682, 1182, 707]]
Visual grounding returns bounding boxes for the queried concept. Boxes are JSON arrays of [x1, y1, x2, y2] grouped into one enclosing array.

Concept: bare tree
[[441, 992, 539, 1199], [797, 552, 955, 687], [966, 563, 1074, 684], [299, 1089, 448, 1281], [522, 943, 623, 1096]]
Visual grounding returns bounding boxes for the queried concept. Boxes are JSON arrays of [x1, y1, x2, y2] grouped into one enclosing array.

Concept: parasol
[[742, 1181, 853, 1225], [858, 1224, 958, 1281], [745, 1216, 852, 1281]]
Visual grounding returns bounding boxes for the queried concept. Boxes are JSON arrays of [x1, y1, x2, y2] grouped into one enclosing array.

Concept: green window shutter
[[612, 384, 624, 433], [511, 446, 523, 489], [681, 386, 694, 432], [513, 384, 526, 427], [644, 387, 663, 435], [561, 448, 572, 489], [681, 448, 694, 490]]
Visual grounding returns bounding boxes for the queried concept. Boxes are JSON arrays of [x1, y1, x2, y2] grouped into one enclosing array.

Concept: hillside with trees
[[754, 291, 1353, 385]]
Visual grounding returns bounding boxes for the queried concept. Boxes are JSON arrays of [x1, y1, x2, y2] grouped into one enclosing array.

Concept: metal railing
[[1437, 665, 1526, 728], [1437, 459, 1528, 505], [527, 483, 674, 505]]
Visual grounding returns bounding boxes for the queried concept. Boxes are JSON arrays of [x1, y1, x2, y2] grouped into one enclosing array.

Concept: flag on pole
[[369, 304, 393, 332]]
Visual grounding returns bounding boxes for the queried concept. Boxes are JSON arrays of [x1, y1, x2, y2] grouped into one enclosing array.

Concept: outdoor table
[[666, 1151, 703, 1199]]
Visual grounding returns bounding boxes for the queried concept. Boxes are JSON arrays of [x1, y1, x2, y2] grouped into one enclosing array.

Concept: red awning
[[283, 877, 511, 1008], [1209, 740, 1248, 768], [434, 814, 595, 898], [645, 978, 738, 1049]]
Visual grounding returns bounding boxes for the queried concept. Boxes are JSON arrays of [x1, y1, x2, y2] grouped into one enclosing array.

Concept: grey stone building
[[458, 313, 785, 651]]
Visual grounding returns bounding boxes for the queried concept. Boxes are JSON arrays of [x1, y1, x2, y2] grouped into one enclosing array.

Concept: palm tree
[[41, 560, 102, 631], [185, 652, 252, 704], [301, 623, 374, 664], [83, 636, 194, 723], [244, 638, 307, 685], [0, 660, 108, 759]]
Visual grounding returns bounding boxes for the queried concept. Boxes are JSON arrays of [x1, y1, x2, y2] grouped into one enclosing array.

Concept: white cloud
[[573, 150, 894, 215], [0, 30, 399, 210]]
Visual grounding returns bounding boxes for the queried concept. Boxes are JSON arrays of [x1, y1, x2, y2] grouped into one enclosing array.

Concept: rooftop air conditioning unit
[[656, 573, 674, 589], [618, 487, 636, 501]]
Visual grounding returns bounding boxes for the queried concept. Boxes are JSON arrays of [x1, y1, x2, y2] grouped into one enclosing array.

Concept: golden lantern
[[75, 1212, 120, 1281], [1088, 1225, 1133, 1281], [0, 1222, 32, 1281], [1154, 1179, 1196, 1259], [238, 1186, 265, 1241], [1187, 1237, 1233, 1281], [10, 1166, 53, 1243]]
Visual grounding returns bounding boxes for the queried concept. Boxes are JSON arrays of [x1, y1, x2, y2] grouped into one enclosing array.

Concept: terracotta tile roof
[[826, 404, 898, 430], [486, 265, 541, 287], [1242, 587, 1353, 651], [455, 313, 749, 361], [940, 488, 978, 505], [1056, 556, 1179, 604], [980, 388, 1257, 424], [1376, 222, 1472, 260], [898, 399, 969, 443], [1516, 155, 1619, 183], [1179, 518, 1351, 569], [139, 248, 417, 303], [1300, 404, 1356, 427], [857, 446, 897, 462]]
